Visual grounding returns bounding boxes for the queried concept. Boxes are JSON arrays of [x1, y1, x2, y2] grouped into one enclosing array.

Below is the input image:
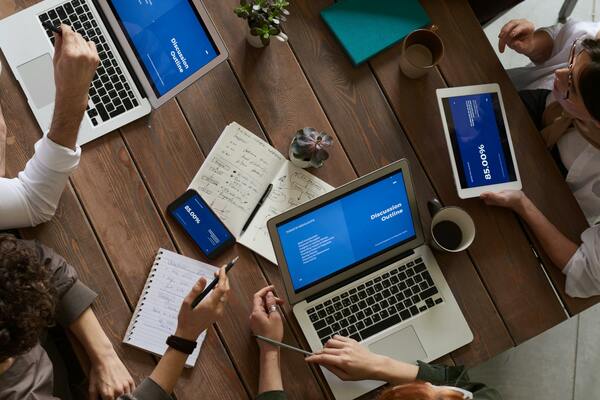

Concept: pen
[[255, 335, 314, 356], [190, 256, 239, 308], [241, 184, 273, 235], [42, 21, 62, 35]]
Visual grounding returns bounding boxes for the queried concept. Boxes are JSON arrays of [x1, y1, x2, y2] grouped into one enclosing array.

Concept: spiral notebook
[[122, 249, 218, 368]]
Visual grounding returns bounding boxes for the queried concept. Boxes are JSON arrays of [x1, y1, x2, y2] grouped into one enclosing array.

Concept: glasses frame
[[564, 38, 586, 101]]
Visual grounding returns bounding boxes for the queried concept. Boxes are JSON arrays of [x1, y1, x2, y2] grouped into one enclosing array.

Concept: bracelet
[[166, 335, 197, 355]]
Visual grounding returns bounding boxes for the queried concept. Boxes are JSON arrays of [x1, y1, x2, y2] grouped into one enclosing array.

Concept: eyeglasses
[[564, 38, 585, 100]]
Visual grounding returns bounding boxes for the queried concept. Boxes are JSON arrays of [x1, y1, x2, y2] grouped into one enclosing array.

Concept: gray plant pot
[[289, 137, 313, 169]]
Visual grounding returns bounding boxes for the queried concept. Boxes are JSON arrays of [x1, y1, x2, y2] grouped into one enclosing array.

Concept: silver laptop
[[0, 0, 228, 145], [268, 160, 473, 400]]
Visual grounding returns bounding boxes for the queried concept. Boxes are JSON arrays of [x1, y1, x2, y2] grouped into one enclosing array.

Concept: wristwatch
[[166, 335, 197, 355]]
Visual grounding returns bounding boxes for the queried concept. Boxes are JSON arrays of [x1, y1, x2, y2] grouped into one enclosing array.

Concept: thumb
[[88, 380, 98, 400], [184, 277, 207, 305]]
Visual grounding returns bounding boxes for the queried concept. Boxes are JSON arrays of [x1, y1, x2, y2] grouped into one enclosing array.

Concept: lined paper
[[123, 249, 218, 368]]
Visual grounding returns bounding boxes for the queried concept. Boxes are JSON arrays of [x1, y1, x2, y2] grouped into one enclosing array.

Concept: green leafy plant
[[290, 128, 333, 168], [234, 0, 290, 46]]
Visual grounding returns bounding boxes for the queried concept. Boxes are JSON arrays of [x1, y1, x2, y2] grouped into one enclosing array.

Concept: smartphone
[[167, 189, 235, 259]]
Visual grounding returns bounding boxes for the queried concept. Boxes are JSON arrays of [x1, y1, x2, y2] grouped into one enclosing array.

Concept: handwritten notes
[[239, 162, 333, 263], [123, 249, 217, 367], [190, 123, 285, 235], [189, 122, 333, 264]]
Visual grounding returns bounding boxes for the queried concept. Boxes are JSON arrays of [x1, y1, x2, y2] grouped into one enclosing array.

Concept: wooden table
[[1, 1, 598, 399]]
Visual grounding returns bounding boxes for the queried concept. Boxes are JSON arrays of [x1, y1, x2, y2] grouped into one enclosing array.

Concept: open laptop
[[0, 0, 228, 145], [268, 160, 473, 400]]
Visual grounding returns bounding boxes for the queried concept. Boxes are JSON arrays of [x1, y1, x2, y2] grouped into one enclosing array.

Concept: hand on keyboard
[[53, 24, 99, 113]]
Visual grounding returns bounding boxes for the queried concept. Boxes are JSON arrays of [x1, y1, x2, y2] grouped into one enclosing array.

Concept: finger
[[53, 31, 64, 60], [509, 25, 528, 40], [254, 285, 276, 299], [253, 292, 266, 313], [265, 291, 277, 308], [499, 20, 519, 39], [59, 24, 77, 47], [332, 335, 351, 342], [184, 277, 208, 306], [100, 388, 115, 400], [325, 338, 347, 349], [498, 21, 519, 52], [305, 353, 344, 367], [88, 384, 98, 400]]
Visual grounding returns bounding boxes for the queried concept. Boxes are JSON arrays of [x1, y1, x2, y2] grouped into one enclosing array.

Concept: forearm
[[529, 30, 554, 64], [374, 357, 419, 386], [517, 197, 578, 270], [259, 349, 283, 393], [148, 348, 188, 395], [48, 91, 88, 150], [68, 308, 116, 364]]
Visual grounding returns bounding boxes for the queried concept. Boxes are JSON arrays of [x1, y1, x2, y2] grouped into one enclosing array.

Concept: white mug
[[427, 199, 475, 253]]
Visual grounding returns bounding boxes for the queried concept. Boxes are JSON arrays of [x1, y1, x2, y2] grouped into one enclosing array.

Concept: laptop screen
[[109, 0, 219, 97], [276, 170, 417, 293]]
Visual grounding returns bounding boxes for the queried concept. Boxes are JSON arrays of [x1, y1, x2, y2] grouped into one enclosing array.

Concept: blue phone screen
[[171, 193, 233, 256]]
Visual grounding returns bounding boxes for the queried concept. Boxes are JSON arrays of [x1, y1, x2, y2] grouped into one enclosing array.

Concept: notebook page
[[239, 161, 333, 264], [188, 122, 286, 237], [123, 249, 218, 368]]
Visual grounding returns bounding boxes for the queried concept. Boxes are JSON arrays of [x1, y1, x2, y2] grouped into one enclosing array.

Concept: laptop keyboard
[[38, 0, 140, 127], [307, 257, 444, 344]]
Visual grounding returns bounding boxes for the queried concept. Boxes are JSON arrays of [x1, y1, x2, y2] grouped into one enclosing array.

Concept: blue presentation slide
[[172, 195, 232, 255], [277, 172, 416, 292], [447, 93, 511, 188], [111, 0, 218, 96]]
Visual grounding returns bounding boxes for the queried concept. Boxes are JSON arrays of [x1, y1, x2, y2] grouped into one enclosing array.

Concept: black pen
[[191, 256, 239, 308], [42, 21, 62, 35], [241, 184, 273, 235]]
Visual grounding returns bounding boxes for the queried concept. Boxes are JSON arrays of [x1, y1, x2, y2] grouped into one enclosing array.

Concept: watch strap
[[166, 335, 197, 355]]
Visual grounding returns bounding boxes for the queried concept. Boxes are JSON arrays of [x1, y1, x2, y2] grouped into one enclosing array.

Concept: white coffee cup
[[427, 199, 475, 253]]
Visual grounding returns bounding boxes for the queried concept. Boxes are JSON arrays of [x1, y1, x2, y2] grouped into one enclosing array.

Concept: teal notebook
[[321, 0, 430, 65]]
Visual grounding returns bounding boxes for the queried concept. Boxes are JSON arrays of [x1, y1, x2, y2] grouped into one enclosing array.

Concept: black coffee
[[433, 220, 463, 250]]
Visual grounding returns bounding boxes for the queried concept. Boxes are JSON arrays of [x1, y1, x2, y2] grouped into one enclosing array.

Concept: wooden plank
[[0, 52, 154, 382], [121, 85, 323, 398], [427, 0, 598, 315], [283, 0, 514, 366]]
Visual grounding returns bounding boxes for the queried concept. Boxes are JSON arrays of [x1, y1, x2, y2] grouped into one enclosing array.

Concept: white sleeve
[[563, 225, 600, 298], [0, 137, 81, 229], [538, 21, 579, 59]]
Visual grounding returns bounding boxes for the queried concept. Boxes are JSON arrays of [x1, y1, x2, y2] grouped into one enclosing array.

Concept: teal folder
[[320, 0, 431, 65]]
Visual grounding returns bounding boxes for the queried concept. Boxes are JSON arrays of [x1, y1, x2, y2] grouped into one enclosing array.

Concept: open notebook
[[123, 249, 218, 368], [189, 122, 334, 264]]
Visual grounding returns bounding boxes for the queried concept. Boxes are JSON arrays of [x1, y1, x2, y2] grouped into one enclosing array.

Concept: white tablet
[[436, 84, 521, 199]]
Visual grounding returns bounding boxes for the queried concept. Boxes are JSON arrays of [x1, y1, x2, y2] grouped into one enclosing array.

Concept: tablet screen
[[441, 93, 517, 189], [109, 0, 219, 97]]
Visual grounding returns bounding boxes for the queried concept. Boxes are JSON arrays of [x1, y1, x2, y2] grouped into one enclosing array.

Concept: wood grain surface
[[1, 0, 597, 399]]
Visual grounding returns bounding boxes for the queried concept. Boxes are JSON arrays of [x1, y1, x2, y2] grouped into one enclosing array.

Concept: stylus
[[190, 256, 239, 308], [255, 335, 315, 356], [42, 22, 62, 35], [241, 184, 273, 235]]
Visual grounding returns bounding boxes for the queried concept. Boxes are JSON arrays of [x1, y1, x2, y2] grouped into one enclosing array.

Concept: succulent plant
[[290, 128, 333, 169], [234, 0, 290, 46]]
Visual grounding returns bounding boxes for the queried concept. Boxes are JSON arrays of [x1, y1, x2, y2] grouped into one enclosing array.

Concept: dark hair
[[0, 235, 56, 362], [378, 381, 464, 400], [579, 38, 600, 122]]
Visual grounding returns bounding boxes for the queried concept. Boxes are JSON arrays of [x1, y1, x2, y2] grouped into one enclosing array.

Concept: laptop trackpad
[[17, 54, 55, 109], [369, 326, 427, 364]]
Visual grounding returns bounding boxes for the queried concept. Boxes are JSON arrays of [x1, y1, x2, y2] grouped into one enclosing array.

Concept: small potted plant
[[289, 128, 333, 169], [234, 0, 290, 48]]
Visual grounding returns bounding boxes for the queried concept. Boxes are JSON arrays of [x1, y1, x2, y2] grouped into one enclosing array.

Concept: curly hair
[[0, 235, 56, 361]]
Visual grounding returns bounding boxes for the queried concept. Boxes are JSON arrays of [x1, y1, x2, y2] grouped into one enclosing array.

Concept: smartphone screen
[[168, 190, 235, 258]]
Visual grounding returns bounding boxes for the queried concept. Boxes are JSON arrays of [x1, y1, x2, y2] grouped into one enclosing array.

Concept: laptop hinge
[[305, 249, 416, 304], [91, 0, 147, 98]]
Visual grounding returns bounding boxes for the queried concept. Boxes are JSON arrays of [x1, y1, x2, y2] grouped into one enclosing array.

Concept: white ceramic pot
[[289, 139, 312, 169], [246, 32, 266, 48]]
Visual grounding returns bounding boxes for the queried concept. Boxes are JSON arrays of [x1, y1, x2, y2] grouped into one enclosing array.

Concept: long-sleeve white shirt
[[508, 20, 600, 298], [0, 137, 81, 229]]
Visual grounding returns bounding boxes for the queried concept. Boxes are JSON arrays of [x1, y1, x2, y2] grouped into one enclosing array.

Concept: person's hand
[[249, 286, 285, 352], [305, 336, 389, 381], [53, 24, 99, 113], [88, 351, 135, 400], [480, 190, 529, 214], [175, 266, 230, 341], [498, 19, 536, 55]]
